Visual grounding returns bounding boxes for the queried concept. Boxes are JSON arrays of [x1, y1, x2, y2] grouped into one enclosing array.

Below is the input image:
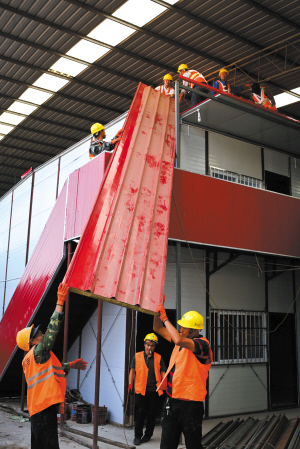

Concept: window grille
[[210, 166, 262, 189], [210, 310, 267, 364]]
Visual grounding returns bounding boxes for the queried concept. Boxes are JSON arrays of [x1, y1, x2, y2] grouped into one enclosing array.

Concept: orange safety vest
[[22, 348, 67, 416], [252, 87, 277, 111], [182, 70, 207, 89], [155, 85, 175, 96], [216, 80, 231, 93], [157, 337, 213, 402], [134, 352, 164, 396]]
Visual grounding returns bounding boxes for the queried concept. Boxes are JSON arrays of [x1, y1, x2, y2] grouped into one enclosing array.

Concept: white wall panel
[[3, 279, 20, 314], [290, 157, 300, 199], [180, 125, 206, 175], [210, 256, 265, 311], [209, 132, 262, 179], [66, 336, 80, 389], [28, 160, 59, 259], [0, 193, 12, 311], [209, 364, 268, 416], [268, 270, 294, 313], [264, 149, 289, 176], [67, 302, 126, 425]]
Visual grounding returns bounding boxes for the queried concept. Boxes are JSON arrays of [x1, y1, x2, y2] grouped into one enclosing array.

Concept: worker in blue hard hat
[[128, 332, 166, 445], [154, 302, 213, 449]]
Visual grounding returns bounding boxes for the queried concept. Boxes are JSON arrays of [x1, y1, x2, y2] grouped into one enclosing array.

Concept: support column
[[176, 241, 181, 329], [175, 81, 181, 168], [205, 249, 210, 418], [93, 300, 103, 449]]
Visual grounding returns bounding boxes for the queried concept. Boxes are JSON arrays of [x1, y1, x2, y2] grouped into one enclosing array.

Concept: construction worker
[[154, 306, 213, 449], [212, 68, 250, 95], [16, 283, 88, 449], [89, 123, 123, 159], [129, 333, 166, 445], [251, 82, 277, 111], [177, 64, 209, 107], [155, 74, 175, 97]]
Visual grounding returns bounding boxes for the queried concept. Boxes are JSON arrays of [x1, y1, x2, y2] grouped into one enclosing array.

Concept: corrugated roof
[[0, 0, 300, 194]]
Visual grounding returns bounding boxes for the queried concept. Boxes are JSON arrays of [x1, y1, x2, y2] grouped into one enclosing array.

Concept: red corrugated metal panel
[[0, 183, 67, 379], [64, 83, 175, 314], [64, 153, 111, 241], [170, 170, 300, 258]]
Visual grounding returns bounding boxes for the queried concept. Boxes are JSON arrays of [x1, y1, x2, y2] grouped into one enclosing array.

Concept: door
[[269, 313, 298, 408]]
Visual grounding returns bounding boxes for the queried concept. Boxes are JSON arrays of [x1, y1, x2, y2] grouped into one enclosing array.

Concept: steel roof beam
[[0, 159, 29, 170], [0, 143, 55, 157], [0, 150, 48, 164], [0, 172, 19, 178], [0, 135, 65, 151], [0, 3, 172, 79], [151, 0, 299, 71], [0, 54, 132, 102], [0, 93, 104, 124]]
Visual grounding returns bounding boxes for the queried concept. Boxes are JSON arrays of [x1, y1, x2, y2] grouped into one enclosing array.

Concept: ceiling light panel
[[50, 57, 88, 77], [113, 0, 166, 27], [0, 112, 26, 126], [8, 101, 38, 115], [0, 135, 4, 141], [33, 74, 69, 92], [88, 19, 135, 46], [275, 92, 299, 108], [0, 124, 15, 134], [66, 40, 110, 64], [19, 88, 53, 105], [163, 0, 180, 3]]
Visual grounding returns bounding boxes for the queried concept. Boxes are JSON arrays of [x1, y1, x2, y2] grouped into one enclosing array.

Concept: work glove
[[57, 283, 69, 306], [70, 358, 88, 370], [128, 384, 133, 393], [244, 84, 251, 89], [157, 304, 168, 323]]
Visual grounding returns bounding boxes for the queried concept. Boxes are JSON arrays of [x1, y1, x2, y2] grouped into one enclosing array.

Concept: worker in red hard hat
[[251, 82, 277, 111], [177, 63, 209, 107], [155, 74, 175, 97], [128, 333, 166, 445], [154, 303, 213, 449], [16, 283, 88, 449], [89, 122, 124, 159], [212, 68, 251, 95]]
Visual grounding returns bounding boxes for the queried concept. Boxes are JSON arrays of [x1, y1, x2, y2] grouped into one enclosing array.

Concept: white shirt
[[155, 85, 175, 96]]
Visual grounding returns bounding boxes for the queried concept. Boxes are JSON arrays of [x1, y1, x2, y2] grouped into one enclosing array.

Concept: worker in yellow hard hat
[[211, 68, 251, 96], [128, 332, 166, 445], [155, 74, 175, 97], [177, 63, 209, 107], [16, 283, 88, 449], [89, 122, 124, 159], [154, 302, 213, 449]]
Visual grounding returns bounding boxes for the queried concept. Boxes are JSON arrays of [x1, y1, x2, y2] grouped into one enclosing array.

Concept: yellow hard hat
[[219, 68, 229, 76], [177, 64, 188, 73], [163, 73, 173, 81], [16, 325, 34, 351], [177, 311, 204, 330], [144, 333, 158, 344], [91, 123, 104, 136]]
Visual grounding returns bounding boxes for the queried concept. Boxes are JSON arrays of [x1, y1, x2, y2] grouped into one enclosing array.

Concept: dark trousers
[[31, 404, 59, 449], [160, 397, 204, 449], [135, 391, 159, 439], [191, 85, 208, 107]]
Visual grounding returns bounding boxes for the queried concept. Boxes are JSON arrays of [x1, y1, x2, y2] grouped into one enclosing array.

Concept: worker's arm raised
[[153, 308, 172, 342], [56, 283, 69, 313]]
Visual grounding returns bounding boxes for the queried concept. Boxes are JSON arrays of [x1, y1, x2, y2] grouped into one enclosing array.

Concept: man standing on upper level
[[212, 68, 250, 96], [155, 74, 175, 97], [177, 64, 209, 107]]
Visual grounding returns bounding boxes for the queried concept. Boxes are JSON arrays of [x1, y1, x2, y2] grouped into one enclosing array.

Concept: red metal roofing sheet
[[64, 83, 176, 314], [0, 183, 67, 379], [64, 153, 111, 241]]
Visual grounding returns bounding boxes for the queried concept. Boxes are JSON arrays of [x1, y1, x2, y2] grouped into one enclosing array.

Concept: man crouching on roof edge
[[154, 296, 213, 449]]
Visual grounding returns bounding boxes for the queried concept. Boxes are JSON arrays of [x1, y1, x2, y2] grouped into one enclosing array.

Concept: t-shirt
[[167, 336, 212, 398], [130, 352, 166, 392]]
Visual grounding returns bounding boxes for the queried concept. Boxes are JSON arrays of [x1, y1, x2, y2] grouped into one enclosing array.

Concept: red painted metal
[[64, 153, 111, 241], [64, 83, 176, 314], [0, 183, 67, 379], [170, 170, 300, 258]]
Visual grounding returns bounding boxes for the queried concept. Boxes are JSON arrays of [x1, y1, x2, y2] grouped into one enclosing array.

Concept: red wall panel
[[170, 170, 300, 258]]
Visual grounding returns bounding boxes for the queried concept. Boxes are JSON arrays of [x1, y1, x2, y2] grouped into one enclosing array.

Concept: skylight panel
[[0, 135, 4, 141], [8, 101, 38, 115], [33, 74, 69, 92], [0, 123, 15, 135], [163, 0, 180, 3], [66, 40, 109, 64], [274, 92, 299, 108], [88, 19, 135, 46], [112, 0, 166, 27], [0, 112, 25, 126], [50, 57, 88, 77], [19, 88, 53, 105]]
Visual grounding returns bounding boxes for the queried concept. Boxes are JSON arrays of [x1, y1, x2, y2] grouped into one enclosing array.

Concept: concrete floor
[[1, 401, 300, 449]]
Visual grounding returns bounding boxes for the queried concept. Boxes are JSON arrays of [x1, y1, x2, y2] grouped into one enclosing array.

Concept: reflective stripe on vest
[[157, 337, 213, 402], [23, 348, 66, 416], [252, 88, 273, 109], [134, 352, 163, 396], [183, 70, 207, 88], [216, 80, 231, 93]]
